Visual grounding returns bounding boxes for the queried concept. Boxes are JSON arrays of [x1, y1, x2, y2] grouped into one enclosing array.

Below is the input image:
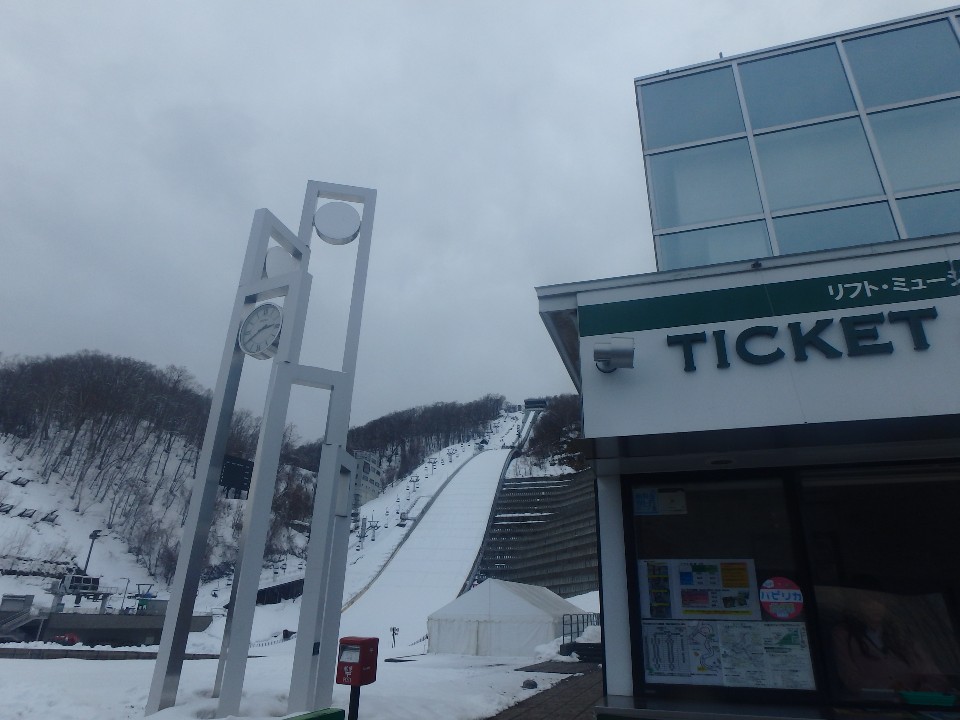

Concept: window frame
[[620, 461, 960, 709], [636, 8, 960, 272]]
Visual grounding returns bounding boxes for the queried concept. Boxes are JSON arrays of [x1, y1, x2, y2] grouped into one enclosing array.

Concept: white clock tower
[[145, 180, 376, 717]]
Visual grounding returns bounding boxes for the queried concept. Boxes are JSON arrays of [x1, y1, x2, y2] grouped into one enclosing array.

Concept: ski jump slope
[[235, 411, 538, 657], [335, 412, 538, 657]]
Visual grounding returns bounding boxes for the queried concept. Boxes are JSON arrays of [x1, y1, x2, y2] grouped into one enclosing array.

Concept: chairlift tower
[[145, 180, 376, 717]]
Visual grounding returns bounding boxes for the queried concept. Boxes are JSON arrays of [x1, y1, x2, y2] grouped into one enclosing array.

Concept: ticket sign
[[576, 245, 960, 440], [760, 577, 804, 620]]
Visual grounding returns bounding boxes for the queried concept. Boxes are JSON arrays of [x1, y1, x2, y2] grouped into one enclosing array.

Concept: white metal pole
[[145, 344, 245, 715], [287, 443, 341, 711], [312, 462, 354, 709], [119, 578, 130, 614], [288, 186, 375, 714], [216, 363, 295, 717]]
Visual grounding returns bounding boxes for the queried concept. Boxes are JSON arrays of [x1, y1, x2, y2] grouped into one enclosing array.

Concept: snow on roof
[[429, 578, 586, 622]]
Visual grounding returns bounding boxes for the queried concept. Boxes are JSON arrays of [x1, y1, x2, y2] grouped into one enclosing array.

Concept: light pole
[[83, 530, 102, 574], [118, 578, 131, 614]]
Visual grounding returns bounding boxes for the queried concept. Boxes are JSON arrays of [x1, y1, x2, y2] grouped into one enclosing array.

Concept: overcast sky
[[0, 1, 946, 440]]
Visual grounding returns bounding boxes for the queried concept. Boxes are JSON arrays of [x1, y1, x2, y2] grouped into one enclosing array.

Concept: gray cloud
[[0, 0, 943, 438]]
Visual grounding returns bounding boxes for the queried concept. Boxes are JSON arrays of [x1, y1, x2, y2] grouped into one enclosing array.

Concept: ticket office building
[[538, 7, 960, 719]]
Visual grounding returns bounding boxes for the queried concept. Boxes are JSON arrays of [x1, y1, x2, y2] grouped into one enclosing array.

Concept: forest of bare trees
[[0, 352, 214, 580], [525, 394, 585, 471], [0, 351, 511, 583], [346, 393, 506, 479]]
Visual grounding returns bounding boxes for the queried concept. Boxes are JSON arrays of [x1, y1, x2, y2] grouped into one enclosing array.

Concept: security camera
[[594, 337, 635, 373]]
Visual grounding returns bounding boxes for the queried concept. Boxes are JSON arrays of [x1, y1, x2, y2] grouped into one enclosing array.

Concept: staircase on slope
[[471, 468, 598, 599]]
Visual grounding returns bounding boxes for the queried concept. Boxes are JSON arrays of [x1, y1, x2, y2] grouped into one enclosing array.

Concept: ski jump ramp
[[337, 448, 513, 656]]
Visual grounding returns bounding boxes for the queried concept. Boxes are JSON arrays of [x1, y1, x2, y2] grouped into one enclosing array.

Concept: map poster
[[760, 623, 816, 690], [642, 620, 815, 690], [642, 620, 722, 684]]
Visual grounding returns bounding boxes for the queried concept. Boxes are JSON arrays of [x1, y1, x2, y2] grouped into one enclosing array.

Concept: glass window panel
[[657, 221, 771, 271], [870, 98, 960, 192], [755, 118, 883, 211], [740, 44, 856, 129], [649, 139, 761, 229], [899, 191, 960, 238], [774, 203, 898, 255], [631, 478, 810, 692], [640, 68, 745, 149], [844, 20, 960, 107], [801, 475, 960, 704]]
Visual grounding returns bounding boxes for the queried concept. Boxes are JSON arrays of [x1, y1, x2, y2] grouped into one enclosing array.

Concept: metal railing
[[0, 609, 32, 635], [561, 613, 600, 645]]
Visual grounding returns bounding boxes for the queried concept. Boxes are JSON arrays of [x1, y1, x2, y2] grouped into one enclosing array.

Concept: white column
[[216, 363, 294, 717], [596, 472, 633, 697], [287, 444, 341, 711], [311, 460, 354, 709]]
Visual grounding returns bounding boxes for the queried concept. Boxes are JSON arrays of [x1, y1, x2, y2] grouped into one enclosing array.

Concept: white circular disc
[[264, 246, 298, 278], [313, 202, 361, 245]]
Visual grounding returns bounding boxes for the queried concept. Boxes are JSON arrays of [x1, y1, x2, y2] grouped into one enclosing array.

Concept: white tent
[[427, 579, 586, 656]]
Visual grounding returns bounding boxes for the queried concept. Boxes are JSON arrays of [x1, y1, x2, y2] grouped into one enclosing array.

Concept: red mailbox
[[336, 636, 379, 686]]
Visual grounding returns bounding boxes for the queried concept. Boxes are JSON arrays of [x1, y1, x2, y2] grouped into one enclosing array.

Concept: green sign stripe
[[579, 260, 960, 336]]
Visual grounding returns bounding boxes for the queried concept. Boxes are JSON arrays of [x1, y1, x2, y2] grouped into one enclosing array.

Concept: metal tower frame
[[145, 180, 376, 717]]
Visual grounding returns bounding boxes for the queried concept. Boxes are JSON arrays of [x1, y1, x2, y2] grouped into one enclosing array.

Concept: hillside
[[0, 352, 535, 588], [0, 355, 590, 719], [0, 409, 598, 720]]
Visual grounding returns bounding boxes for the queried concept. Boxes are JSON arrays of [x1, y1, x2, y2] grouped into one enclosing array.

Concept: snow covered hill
[[186, 410, 536, 653], [0, 447, 157, 607], [0, 408, 597, 720]]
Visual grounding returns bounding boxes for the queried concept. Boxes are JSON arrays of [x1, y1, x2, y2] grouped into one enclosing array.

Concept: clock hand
[[252, 323, 279, 341]]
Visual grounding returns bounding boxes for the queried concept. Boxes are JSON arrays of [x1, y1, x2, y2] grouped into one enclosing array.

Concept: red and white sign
[[760, 577, 804, 620]]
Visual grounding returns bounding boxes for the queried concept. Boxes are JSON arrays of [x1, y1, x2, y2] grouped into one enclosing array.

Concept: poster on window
[[640, 559, 760, 620], [642, 619, 815, 690], [642, 619, 723, 683], [634, 488, 688, 515]]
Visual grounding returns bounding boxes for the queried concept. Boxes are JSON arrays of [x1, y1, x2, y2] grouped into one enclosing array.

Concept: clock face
[[238, 303, 283, 359]]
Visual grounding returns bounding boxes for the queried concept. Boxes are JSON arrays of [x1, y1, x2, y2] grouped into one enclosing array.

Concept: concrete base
[[41, 612, 213, 647]]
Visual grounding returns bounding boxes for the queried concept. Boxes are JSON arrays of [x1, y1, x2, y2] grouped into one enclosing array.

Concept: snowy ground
[[1, 650, 576, 720], [0, 410, 601, 720]]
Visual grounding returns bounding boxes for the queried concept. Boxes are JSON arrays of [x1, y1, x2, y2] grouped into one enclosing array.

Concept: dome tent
[[427, 578, 586, 656]]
